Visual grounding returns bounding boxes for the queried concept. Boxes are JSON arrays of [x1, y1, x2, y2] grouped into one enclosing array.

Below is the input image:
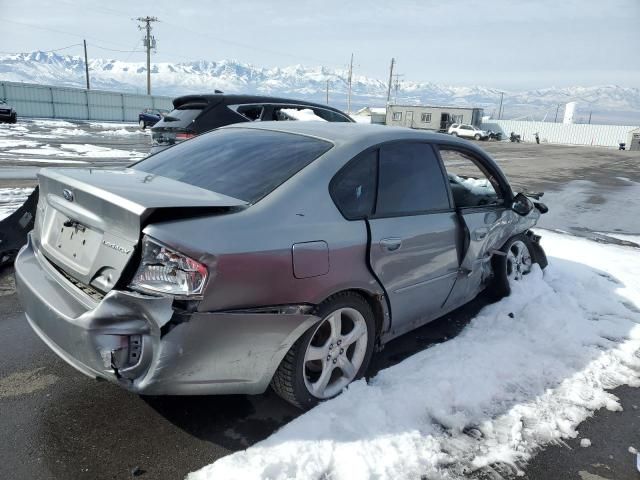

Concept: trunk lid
[[35, 167, 246, 293]]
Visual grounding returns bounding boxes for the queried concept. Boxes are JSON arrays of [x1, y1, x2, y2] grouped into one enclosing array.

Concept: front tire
[[474, 134, 481, 140], [488, 234, 535, 299], [271, 292, 376, 410], [139, 120, 146, 130], [451, 131, 458, 136]]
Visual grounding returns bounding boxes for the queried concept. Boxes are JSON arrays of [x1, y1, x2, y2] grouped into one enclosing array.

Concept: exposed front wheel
[[451, 131, 458, 136], [488, 234, 535, 299], [474, 134, 481, 140], [271, 292, 376, 409]]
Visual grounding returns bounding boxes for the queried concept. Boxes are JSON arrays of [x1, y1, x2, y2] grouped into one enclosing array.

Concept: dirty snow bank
[[0, 188, 34, 221], [188, 231, 640, 480]]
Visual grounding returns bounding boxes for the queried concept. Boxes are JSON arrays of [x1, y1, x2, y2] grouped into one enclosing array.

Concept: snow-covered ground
[[0, 187, 34, 221], [189, 231, 640, 480], [0, 118, 148, 165]]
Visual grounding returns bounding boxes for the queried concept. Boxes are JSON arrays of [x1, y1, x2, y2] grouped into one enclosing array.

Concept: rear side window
[[376, 143, 450, 216], [133, 129, 332, 203], [330, 150, 377, 220]]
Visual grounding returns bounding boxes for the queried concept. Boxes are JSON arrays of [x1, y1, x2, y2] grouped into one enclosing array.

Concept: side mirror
[[512, 192, 534, 216]]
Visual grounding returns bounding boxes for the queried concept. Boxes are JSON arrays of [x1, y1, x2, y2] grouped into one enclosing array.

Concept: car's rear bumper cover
[[15, 234, 318, 395]]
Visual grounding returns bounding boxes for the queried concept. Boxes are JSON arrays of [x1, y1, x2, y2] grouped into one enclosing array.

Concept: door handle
[[380, 237, 402, 252]]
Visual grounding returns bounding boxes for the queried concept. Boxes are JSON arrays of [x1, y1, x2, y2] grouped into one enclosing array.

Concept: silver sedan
[[15, 121, 547, 409]]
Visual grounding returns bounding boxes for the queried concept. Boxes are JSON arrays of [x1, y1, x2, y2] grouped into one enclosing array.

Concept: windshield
[[133, 128, 332, 203]]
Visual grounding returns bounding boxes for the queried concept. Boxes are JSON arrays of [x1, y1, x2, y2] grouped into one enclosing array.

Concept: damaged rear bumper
[[15, 234, 318, 395]]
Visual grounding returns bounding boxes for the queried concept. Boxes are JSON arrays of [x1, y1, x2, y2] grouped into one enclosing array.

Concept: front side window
[[438, 147, 502, 208], [330, 150, 377, 220], [392, 112, 402, 121], [376, 143, 450, 216], [133, 129, 332, 203]]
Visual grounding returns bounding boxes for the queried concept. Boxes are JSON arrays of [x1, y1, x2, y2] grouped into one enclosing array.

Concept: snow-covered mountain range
[[1, 51, 638, 125]]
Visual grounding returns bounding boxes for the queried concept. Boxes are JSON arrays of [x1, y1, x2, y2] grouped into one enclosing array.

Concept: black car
[[138, 108, 168, 129], [0, 99, 17, 124], [150, 94, 354, 152]]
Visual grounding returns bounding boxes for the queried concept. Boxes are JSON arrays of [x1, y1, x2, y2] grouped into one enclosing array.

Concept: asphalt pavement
[[1, 121, 639, 479]]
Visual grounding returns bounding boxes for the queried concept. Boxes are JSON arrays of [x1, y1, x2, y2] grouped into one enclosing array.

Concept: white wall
[[482, 119, 637, 147]]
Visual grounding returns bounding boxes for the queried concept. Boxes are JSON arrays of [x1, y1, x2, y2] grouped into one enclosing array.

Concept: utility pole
[[554, 103, 560, 123], [83, 39, 90, 90], [498, 91, 504, 119], [392, 73, 404, 103], [588, 109, 592, 124], [347, 53, 354, 114], [326, 79, 329, 105], [137, 16, 159, 95], [386, 58, 395, 104]]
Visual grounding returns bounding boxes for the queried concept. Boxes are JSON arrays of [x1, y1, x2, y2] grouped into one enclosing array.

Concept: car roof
[[173, 94, 348, 113], [224, 121, 472, 148]]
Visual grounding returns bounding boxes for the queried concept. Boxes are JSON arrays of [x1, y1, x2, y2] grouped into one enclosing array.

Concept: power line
[[90, 44, 141, 53], [0, 17, 144, 53], [0, 43, 82, 55]]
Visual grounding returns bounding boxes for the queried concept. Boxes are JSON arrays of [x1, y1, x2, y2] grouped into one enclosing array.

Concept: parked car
[[448, 123, 489, 140], [149, 94, 354, 153], [15, 122, 547, 410], [0, 99, 17, 123], [138, 108, 168, 129]]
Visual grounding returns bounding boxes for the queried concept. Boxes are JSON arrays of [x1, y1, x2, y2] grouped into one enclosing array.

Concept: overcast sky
[[0, 0, 638, 89]]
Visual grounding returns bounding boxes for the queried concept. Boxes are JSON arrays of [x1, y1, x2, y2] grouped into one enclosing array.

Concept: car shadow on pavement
[[142, 294, 490, 452]]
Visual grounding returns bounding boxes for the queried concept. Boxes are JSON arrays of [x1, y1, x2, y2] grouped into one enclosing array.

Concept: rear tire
[[271, 291, 376, 410], [487, 233, 535, 299], [9, 113, 17, 124]]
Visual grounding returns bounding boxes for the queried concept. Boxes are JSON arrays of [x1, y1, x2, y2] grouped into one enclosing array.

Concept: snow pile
[[98, 128, 144, 137], [0, 188, 34, 221], [279, 108, 328, 122], [580, 438, 592, 448], [189, 231, 640, 480], [454, 174, 496, 196]]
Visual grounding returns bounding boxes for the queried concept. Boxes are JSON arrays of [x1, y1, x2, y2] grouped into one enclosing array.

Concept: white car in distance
[[448, 123, 489, 140]]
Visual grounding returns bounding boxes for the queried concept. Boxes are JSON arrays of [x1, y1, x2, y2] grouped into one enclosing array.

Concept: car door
[[459, 125, 472, 138], [436, 146, 514, 309], [367, 142, 460, 336]]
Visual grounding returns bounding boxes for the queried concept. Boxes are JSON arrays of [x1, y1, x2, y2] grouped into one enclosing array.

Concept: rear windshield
[[158, 106, 204, 128], [132, 128, 332, 203]]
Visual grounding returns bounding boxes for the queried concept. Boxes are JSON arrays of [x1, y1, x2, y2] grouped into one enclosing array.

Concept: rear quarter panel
[[143, 142, 384, 312]]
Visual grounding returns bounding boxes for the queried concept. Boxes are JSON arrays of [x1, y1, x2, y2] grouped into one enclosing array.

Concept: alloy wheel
[[303, 307, 368, 399], [506, 240, 533, 281]]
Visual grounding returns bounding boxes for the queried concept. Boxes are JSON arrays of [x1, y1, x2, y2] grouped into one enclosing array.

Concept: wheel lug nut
[[332, 359, 337, 364], [329, 344, 333, 349], [340, 348, 344, 354], [337, 340, 342, 345], [326, 356, 331, 361]]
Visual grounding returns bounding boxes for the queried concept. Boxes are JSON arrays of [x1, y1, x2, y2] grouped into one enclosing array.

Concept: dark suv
[[150, 94, 354, 152], [0, 99, 17, 124]]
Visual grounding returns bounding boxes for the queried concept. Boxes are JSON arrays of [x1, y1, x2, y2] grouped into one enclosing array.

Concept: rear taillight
[[129, 236, 208, 298], [175, 132, 196, 141]]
